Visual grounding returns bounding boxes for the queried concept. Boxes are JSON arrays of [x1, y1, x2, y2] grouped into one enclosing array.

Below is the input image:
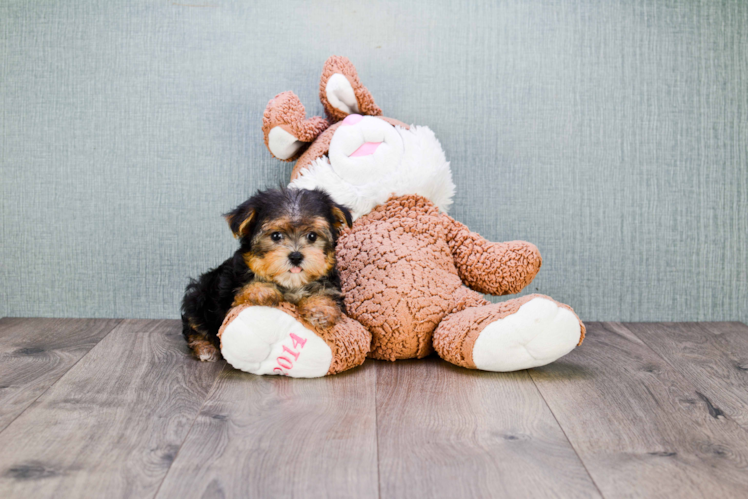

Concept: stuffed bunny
[[218, 56, 584, 377]]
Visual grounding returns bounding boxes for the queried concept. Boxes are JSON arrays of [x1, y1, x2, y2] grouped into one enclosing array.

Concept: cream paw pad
[[472, 297, 582, 372], [219, 306, 332, 378]]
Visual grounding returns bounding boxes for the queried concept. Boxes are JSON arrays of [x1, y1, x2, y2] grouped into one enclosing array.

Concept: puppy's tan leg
[[233, 281, 284, 307], [298, 294, 341, 330]]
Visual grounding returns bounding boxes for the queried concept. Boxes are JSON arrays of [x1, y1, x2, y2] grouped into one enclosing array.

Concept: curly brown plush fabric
[[445, 218, 542, 295], [290, 122, 342, 180], [319, 55, 382, 122], [337, 195, 584, 362], [262, 91, 329, 161], [218, 302, 371, 376]]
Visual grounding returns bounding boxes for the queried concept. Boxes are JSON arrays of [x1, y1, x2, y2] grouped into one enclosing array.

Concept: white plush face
[[290, 117, 456, 221], [327, 114, 404, 185]]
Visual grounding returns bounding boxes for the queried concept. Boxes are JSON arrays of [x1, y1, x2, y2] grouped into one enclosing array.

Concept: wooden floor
[[1, 319, 748, 498]]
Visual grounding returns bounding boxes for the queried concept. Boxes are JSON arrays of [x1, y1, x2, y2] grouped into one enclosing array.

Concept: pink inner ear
[[342, 114, 364, 126], [350, 142, 382, 157]]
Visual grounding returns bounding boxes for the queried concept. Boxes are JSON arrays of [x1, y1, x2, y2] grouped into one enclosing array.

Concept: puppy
[[181, 187, 353, 361]]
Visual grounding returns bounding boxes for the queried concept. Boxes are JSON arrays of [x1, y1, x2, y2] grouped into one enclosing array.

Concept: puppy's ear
[[224, 200, 258, 239], [331, 204, 353, 233]]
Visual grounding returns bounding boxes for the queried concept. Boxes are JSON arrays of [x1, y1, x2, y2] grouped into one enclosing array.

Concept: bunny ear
[[319, 56, 382, 122], [262, 91, 329, 161]]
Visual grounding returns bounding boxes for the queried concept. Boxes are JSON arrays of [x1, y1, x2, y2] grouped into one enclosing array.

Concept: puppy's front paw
[[233, 282, 283, 307], [304, 311, 339, 330], [298, 295, 341, 331]]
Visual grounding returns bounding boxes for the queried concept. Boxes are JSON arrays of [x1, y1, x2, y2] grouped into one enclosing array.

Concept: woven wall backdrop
[[1, 1, 746, 321]]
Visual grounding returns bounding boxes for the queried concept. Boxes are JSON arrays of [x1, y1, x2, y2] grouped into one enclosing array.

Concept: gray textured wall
[[1, 0, 746, 321]]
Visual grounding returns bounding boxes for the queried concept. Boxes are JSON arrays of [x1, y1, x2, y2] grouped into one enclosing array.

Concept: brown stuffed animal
[[218, 56, 585, 377]]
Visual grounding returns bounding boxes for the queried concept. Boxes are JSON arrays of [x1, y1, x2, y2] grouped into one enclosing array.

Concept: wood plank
[[157, 361, 379, 498], [530, 322, 748, 498], [628, 322, 748, 429], [0, 319, 224, 498], [0, 317, 121, 433], [376, 357, 601, 499]]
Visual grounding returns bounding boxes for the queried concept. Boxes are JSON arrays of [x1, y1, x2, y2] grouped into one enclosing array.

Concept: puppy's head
[[225, 188, 352, 289]]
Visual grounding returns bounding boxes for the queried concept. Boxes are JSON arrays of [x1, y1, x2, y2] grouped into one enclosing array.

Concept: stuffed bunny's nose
[[342, 114, 364, 126]]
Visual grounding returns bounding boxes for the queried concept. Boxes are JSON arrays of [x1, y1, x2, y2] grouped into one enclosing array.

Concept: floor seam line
[[0, 318, 124, 436], [527, 367, 606, 499]]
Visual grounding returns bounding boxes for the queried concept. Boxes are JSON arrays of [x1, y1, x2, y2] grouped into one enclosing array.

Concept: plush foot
[[472, 297, 582, 371], [219, 306, 333, 378], [433, 294, 584, 372]]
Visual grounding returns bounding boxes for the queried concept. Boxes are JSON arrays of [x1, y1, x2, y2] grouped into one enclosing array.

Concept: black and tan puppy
[[181, 188, 352, 361]]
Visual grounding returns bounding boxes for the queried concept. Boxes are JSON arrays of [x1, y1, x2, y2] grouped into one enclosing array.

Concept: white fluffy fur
[[289, 125, 456, 220]]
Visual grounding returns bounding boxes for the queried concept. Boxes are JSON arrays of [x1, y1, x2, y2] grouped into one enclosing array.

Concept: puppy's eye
[[271, 232, 283, 242], [307, 232, 317, 242]]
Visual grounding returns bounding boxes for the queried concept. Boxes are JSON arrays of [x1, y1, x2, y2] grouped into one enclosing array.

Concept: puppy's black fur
[[181, 187, 352, 361]]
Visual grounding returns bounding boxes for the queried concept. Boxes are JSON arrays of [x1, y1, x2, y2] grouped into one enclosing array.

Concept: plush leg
[[433, 294, 585, 372], [218, 303, 371, 378]]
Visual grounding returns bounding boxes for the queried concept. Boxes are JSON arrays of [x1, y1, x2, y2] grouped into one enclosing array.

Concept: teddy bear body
[[339, 195, 471, 360]]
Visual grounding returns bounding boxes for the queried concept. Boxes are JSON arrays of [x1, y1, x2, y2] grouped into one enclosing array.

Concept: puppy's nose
[[288, 251, 304, 266]]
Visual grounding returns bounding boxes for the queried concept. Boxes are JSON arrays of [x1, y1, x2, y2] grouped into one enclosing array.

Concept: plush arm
[[442, 214, 543, 296]]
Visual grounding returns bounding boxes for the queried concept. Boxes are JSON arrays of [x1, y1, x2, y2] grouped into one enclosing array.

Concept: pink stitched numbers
[[273, 333, 308, 375]]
